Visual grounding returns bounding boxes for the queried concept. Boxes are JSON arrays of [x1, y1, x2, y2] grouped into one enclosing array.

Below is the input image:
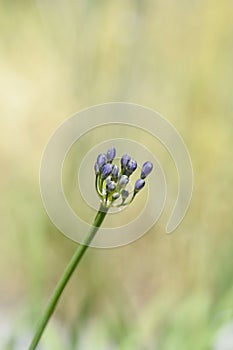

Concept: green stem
[[28, 204, 108, 350], [95, 175, 102, 198]]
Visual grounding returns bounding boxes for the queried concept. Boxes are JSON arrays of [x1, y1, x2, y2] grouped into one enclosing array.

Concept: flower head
[[95, 148, 153, 208]]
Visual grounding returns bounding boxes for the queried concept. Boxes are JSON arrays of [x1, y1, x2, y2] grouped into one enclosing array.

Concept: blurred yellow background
[[0, 0, 233, 349]]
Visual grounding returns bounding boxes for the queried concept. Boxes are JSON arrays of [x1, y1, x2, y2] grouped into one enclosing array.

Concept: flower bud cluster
[[94, 147, 153, 208]]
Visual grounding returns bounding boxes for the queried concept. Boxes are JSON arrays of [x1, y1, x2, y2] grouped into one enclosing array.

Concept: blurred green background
[[1, 0, 233, 349]]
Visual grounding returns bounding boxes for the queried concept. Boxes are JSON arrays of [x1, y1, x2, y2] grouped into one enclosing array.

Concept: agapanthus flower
[[134, 179, 145, 192], [106, 147, 116, 163], [101, 163, 112, 179], [121, 154, 131, 168], [141, 161, 153, 179], [121, 189, 129, 202], [97, 154, 107, 169], [119, 175, 129, 188], [94, 148, 153, 208], [106, 181, 116, 193], [112, 164, 120, 181], [124, 159, 137, 176]]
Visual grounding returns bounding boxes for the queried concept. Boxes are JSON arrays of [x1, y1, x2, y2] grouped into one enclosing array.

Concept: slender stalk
[[28, 204, 108, 350]]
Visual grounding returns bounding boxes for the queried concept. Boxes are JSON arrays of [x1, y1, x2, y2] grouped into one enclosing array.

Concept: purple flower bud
[[106, 181, 116, 193], [94, 162, 100, 175], [112, 192, 120, 200], [126, 159, 137, 176], [97, 153, 107, 169], [141, 161, 153, 179], [134, 179, 145, 192], [101, 163, 112, 179], [106, 147, 116, 162], [119, 175, 129, 188], [121, 154, 131, 168], [112, 164, 120, 181], [121, 189, 129, 200]]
